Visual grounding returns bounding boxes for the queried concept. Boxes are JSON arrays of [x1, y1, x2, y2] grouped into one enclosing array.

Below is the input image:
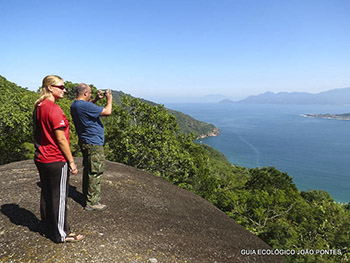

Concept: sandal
[[65, 232, 85, 242]]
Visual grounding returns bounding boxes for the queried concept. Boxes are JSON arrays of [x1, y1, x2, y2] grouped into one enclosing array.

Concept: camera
[[99, 89, 111, 97]]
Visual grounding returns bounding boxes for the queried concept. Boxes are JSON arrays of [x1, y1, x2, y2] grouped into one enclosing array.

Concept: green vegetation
[[1, 75, 349, 262], [110, 90, 217, 137], [0, 76, 37, 163]]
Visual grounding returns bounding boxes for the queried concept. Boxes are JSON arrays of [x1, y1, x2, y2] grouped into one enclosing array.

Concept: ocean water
[[165, 103, 350, 203]]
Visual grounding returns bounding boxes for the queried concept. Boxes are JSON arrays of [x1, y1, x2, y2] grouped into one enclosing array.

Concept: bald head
[[76, 83, 92, 101], [77, 83, 89, 94]]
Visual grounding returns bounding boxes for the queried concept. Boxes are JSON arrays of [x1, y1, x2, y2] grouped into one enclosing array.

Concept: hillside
[[221, 87, 350, 105], [111, 90, 218, 137], [0, 75, 217, 144], [0, 159, 284, 263]]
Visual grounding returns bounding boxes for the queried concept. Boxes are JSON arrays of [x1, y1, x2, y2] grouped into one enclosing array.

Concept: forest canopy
[[1, 75, 349, 262]]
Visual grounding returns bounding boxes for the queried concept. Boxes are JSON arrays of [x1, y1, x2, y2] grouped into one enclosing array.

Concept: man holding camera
[[70, 83, 112, 211]]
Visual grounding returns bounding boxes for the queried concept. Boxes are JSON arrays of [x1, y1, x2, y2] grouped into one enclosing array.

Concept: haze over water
[[166, 103, 350, 203]]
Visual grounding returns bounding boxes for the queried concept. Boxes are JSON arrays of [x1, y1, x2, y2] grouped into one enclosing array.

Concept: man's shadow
[[68, 184, 85, 207], [1, 182, 85, 237], [36, 182, 85, 207]]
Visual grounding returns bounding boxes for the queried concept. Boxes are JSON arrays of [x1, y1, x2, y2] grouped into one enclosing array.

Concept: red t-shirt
[[34, 99, 69, 163]]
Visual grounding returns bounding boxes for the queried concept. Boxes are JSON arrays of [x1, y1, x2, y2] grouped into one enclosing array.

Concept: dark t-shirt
[[70, 100, 104, 145]]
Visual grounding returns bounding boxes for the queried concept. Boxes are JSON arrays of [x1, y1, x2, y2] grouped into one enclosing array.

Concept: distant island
[[220, 87, 350, 105], [301, 113, 350, 120]]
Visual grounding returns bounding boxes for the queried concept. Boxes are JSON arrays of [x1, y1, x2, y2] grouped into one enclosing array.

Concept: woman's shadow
[[1, 183, 84, 237], [1, 203, 44, 235]]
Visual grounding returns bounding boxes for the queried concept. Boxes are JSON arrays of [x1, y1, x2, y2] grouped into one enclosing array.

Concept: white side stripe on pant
[[58, 163, 68, 242]]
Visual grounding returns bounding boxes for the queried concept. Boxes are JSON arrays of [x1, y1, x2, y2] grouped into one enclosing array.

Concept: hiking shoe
[[84, 203, 107, 211]]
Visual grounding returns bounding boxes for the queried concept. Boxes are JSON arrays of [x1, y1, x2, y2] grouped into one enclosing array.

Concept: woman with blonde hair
[[33, 75, 84, 243]]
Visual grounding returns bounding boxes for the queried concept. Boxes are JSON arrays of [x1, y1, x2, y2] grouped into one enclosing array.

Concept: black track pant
[[35, 161, 70, 243]]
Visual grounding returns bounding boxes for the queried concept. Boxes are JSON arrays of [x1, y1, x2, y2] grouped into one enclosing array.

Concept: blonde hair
[[35, 75, 63, 106]]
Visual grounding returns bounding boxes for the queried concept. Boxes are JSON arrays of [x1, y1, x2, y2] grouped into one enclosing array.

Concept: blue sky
[[1, 0, 349, 102]]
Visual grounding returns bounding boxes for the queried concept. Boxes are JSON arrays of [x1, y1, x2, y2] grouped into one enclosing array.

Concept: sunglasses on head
[[52, 85, 66, 90]]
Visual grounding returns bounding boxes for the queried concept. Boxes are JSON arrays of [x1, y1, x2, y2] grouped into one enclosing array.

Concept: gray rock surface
[[0, 158, 285, 262]]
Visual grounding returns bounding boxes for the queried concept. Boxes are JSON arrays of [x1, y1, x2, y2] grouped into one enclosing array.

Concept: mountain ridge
[[221, 87, 350, 105]]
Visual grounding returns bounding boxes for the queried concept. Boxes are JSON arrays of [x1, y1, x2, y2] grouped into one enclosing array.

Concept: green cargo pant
[[80, 142, 105, 206]]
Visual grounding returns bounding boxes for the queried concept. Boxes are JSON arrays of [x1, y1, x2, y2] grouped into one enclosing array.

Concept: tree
[[105, 96, 199, 188], [0, 76, 36, 164]]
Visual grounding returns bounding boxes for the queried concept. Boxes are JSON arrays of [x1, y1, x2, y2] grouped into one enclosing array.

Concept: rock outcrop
[[198, 128, 221, 139], [0, 158, 285, 263]]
